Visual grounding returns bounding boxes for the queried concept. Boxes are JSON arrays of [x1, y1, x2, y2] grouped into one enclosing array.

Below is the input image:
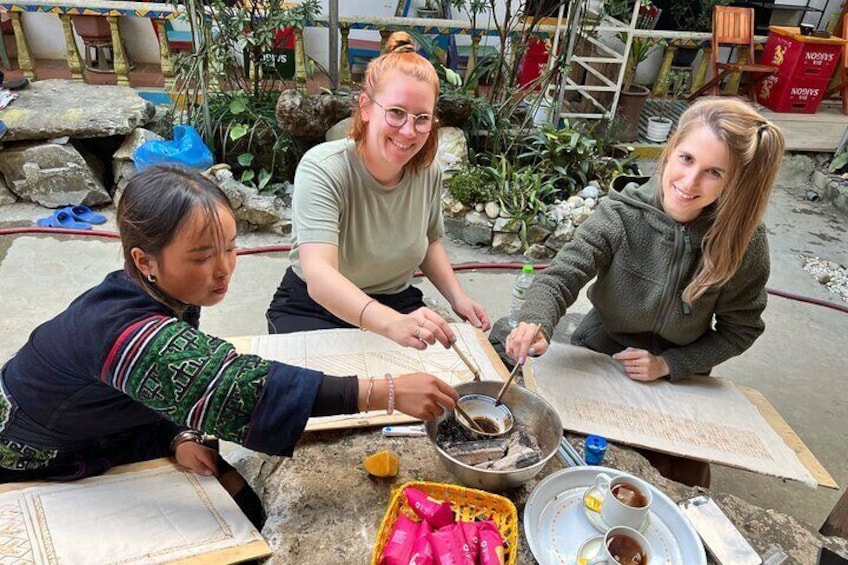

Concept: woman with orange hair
[[267, 32, 489, 348]]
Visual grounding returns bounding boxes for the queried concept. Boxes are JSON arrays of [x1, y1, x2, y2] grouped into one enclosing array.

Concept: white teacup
[[583, 526, 653, 565], [583, 473, 652, 530]]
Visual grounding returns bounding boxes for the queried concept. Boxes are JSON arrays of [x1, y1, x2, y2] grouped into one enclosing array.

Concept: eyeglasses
[[370, 98, 436, 134]]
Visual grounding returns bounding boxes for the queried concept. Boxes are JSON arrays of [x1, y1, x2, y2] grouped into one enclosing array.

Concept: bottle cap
[[584, 434, 608, 465], [522, 264, 534, 273]]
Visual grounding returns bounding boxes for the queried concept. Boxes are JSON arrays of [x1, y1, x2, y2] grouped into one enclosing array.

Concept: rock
[[444, 216, 492, 246], [474, 203, 484, 212], [492, 232, 523, 254], [567, 195, 584, 208], [494, 217, 521, 233], [775, 153, 815, 188], [484, 201, 500, 219], [270, 219, 293, 236], [217, 177, 251, 210], [275, 89, 353, 139], [527, 223, 551, 244], [0, 142, 110, 207], [585, 197, 596, 208], [325, 117, 353, 142], [464, 210, 493, 227], [524, 243, 553, 259], [816, 273, 832, 284], [111, 160, 139, 206], [113, 128, 163, 161], [442, 196, 468, 218], [436, 93, 473, 127], [1, 79, 155, 142], [579, 185, 600, 199], [545, 219, 575, 251], [437, 127, 468, 173], [235, 194, 281, 226], [810, 169, 830, 192], [0, 177, 16, 206], [571, 205, 592, 226], [547, 202, 571, 224]]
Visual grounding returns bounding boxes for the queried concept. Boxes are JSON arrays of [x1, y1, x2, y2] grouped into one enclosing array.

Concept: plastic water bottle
[[509, 264, 535, 328]]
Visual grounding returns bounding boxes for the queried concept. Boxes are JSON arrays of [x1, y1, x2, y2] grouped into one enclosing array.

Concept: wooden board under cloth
[[525, 342, 837, 489], [0, 458, 272, 564], [228, 324, 509, 432]]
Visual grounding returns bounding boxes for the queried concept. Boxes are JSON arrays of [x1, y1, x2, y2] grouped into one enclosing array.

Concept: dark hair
[[118, 165, 234, 314], [350, 31, 440, 172]]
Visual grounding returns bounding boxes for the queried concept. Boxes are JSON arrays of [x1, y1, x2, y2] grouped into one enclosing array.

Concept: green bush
[[446, 168, 488, 206]]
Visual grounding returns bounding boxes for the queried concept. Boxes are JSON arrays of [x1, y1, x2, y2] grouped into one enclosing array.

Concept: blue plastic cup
[[584, 435, 608, 465]]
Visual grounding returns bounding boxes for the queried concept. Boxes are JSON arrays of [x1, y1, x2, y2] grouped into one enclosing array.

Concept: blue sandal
[[64, 205, 106, 225], [36, 210, 92, 230]]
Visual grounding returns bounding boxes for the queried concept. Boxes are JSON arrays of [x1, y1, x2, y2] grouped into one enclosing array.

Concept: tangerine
[[364, 450, 399, 478]]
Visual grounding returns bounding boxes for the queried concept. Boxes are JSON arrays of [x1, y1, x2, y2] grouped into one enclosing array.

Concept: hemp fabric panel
[[531, 343, 816, 486], [250, 323, 501, 428], [0, 462, 265, 564]]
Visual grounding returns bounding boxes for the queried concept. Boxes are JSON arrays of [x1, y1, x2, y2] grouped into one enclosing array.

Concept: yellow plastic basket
[[370, 480, 519, 565]]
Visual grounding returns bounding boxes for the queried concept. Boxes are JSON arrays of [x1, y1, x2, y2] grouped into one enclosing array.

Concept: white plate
[[523, 466, 706, 565]]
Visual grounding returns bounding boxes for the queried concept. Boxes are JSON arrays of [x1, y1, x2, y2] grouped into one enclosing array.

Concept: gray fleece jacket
[[520, 176, 769, 381]]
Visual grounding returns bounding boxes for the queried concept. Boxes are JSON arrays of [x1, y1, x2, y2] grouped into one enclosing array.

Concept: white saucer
[[583, 497, 650, 533], [575, 535, 604, 565]]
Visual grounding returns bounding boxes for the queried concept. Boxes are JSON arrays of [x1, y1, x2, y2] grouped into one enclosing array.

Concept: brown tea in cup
[[606, 533, 648, 565], [611, 482, 648, 508]]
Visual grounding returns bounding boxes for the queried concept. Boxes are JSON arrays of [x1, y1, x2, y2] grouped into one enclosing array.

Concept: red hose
[[3, 227, 847, 314]]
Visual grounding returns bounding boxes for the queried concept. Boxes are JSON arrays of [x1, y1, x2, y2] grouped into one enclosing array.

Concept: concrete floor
[[0, 164, 845, 535]]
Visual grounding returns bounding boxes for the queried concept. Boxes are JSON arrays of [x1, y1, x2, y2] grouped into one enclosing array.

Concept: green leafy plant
[[518, 122, 633, 198], [480, 155, 558, 246], [446, 167, 488, 206], [196, 89, 300, 194], [669, 0, 731, 31], [828, 151, 848, 174]]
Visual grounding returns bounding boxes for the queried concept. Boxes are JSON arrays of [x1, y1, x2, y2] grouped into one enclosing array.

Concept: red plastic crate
[[761, 28, 843, 80], [756, 73, 829, 113]]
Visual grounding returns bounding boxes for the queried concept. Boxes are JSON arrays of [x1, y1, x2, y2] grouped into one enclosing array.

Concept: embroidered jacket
[[0, 270, 324, 479]]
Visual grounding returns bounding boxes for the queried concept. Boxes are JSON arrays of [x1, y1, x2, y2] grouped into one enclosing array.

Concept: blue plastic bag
[[133, 125, 215, 172]]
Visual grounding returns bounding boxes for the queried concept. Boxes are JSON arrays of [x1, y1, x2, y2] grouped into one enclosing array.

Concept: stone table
[[227, 429, 848, 564]]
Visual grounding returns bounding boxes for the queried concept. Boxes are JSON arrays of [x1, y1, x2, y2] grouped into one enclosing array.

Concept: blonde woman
[[266, 32, 490, 347], [507, 97, 785, 486]]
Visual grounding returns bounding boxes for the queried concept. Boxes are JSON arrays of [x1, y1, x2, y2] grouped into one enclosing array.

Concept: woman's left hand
[[175, 441, 218, 477], [450, 294, 491, 331], [612, 347, 670, 382]]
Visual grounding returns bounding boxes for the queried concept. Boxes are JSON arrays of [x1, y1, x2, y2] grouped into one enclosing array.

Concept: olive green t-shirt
[[290, 138, 445, 294]]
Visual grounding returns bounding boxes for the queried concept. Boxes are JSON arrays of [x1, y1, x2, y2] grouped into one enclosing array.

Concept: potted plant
[[615, 36, 653, 142], [645, 69, 689, 142]]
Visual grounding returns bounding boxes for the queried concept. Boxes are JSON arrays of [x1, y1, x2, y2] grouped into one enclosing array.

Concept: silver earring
[[147, 273, 156, 283]]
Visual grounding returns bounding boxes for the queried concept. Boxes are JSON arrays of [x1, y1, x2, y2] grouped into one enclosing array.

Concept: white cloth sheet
[[0, 462, 265, 564], [251, 323, 502, 426], [531, 343, 816, 486]]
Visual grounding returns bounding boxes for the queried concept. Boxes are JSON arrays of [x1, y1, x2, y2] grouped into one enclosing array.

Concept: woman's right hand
[[506, 322, 549, 365], [385, 307, 455, 350], [392, 373, 459, 420]]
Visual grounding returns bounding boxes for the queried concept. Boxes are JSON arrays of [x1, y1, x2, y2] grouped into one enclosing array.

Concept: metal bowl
[[426, 380, 562, 491]]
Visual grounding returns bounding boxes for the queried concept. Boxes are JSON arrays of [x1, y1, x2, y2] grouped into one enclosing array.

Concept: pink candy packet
[[460, 521, 480, 562], [478, 520, 506, 565], [378, 513, 418, 565], [404, 487, 455, 529], [408, 521, 435, 565], [430, 522, 475, 565]]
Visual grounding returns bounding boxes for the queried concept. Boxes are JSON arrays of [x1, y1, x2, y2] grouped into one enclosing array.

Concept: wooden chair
[[686, 6, 777, 101]]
